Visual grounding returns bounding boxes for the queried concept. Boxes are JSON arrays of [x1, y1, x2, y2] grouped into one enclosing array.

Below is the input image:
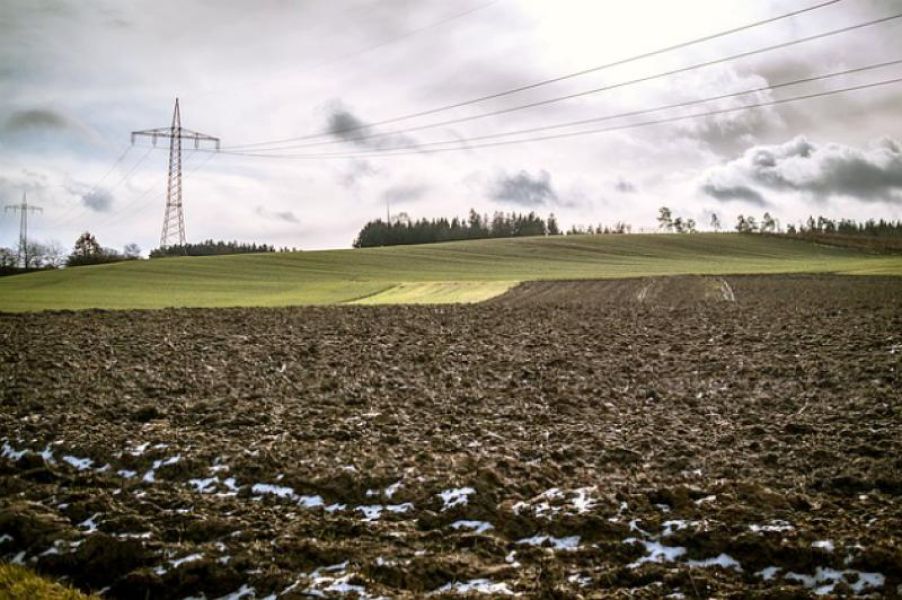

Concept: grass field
[[0, 233, 899, 311]]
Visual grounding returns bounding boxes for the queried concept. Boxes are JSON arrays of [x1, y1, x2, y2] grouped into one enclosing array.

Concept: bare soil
[[1, 274, 900, 599]]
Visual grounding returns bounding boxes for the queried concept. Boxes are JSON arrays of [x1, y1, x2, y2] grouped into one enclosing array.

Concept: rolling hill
[[0, 233, 899, 311]]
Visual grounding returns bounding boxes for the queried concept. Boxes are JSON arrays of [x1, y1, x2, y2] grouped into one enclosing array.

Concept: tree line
[[1, 233, 297, 276], [148, 240, 297, 258], [353, 210, 563, 247]]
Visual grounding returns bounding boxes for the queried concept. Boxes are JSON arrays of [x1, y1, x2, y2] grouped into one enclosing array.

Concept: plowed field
[[1, 275, 900, 598]]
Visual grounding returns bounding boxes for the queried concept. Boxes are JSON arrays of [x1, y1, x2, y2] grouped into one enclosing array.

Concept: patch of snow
[[325, 503, 346, 513], [571, 487, 595, 514], [812, 540, 835, 552], [625, 539, 687, 567], [749, 520, 794, 533], [62, 455, 94, 471], [78, 513, 102, 533], [215, 583, 256, 600], [299, 495, 325, 508], [505, 551, 520, 568], [252, 483, 295, 499], [694, 495, 716, 506], [439, 487, 475, 510], [190, 477, 219, 493], [687, 553, 742, 571], [385, 481, 402, 498], [567, 573, 592, 587], [516, 535, 580, 551], [143, 455, 181, 482], [171, 553, 205, 568], [117, 469, 137, 479], [661, 520, 695, 537], [39, 446, 55, 464], [11, 551, 26, 565], [129, 442, 150, 456], [386, 502, 413, 514], [117, 532, 152, 539], [785, 567, 885, 596], [450, 520, 494, 534], [757, 566, 781, 581], [434, 579, 516, 596], [1, 441, 26, 461], [357, 505, 383, 521], [654, 503, 671, 513], [0, 534, 13, 544]]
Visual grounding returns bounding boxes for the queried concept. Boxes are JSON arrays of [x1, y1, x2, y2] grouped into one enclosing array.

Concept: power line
[[214, 75, 902, 160], [230, 59, 902, 157], [189, 0, 501, 102], [235, 12, 902, 153], [43, 146, 155, 230], [226, 0, 843, 150]]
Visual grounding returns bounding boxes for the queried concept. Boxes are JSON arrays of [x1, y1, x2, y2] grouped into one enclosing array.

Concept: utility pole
[[5, 192, 42, 268], [131, 98, 219, 250]]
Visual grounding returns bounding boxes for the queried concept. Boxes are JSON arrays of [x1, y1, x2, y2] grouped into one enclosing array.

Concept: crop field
[[1, 274, 900, 598], [0, 233, 900, 312]]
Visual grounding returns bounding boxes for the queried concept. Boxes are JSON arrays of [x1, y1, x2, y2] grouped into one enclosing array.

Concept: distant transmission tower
[[5, 192, 42, 268], [131, 98, 219, 249]]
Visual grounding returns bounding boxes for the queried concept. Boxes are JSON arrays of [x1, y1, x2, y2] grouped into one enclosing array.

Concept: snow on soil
[[356, 503, 414, 521], [62, 455, 94, 471], [450, 520, 494, 534], [784, 567, 886, 596], [516, 535, 580, 550], [687, 553, 742, 571], [625, 539, 687, 567], [250, 483, 324, 508], [77, 513, 102, 533], [749, 520, 794, 533], [143, 455, 181, 482], [154, 553, 204, 575], [434, 579, 517, 596], [439, 487, 475, 510]]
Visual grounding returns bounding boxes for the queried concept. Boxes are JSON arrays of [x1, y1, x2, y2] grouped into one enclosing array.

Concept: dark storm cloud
[[614, 178, 636, 193], [327, 108, 370, 145], [489, 170, 557, 207], [381, 183, 429, 204], [82, 188, 113, 212], [702, 136, 902, 204], [700, 182, 767, 206], [255, 206, 299, 223], [4, 109, 73, 132], [325, 103, 417, 150]]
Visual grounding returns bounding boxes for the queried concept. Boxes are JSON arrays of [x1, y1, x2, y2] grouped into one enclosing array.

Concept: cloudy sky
[[2, 0, 901, 252]]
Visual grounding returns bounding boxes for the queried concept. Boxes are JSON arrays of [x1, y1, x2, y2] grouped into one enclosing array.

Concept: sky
[[1, 0, 901, 253]]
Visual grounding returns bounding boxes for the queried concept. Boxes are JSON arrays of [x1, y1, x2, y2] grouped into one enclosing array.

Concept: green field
[[0, 233, 899, 311]]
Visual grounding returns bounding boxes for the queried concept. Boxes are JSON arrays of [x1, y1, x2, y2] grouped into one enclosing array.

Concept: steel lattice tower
[[132, 99, 219, 250], [5, 192, 42, 268]]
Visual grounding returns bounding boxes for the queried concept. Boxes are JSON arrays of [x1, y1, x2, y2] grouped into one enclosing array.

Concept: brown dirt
[[1, 274, 900, 599]]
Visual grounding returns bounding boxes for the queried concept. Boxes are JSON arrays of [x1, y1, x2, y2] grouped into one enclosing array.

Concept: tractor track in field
[[1, 274, 900, 598]]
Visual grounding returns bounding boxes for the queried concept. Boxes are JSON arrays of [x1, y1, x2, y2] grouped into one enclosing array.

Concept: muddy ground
[[1, 274, 900, 599]]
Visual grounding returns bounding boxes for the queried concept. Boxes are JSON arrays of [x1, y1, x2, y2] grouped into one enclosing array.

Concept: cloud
[[324, 102, 417, 150], [614, 178, 636, 193], [700, 182, 767, 206], [82, 188, 113, 212], [336, 159, 378, 188], [255, 205, 299, 223], [381, 183, 428, 205], [700, 136, 902, 205], [4, 109, 73, 133], [489, 169, 557, 207]]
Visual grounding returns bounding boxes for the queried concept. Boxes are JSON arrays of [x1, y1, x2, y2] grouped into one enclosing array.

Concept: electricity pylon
[[5, 192, 42, 268], [131, 98, 219, 249]]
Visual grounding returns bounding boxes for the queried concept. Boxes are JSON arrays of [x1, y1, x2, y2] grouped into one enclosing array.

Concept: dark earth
[[1, 274, 900, 599]]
